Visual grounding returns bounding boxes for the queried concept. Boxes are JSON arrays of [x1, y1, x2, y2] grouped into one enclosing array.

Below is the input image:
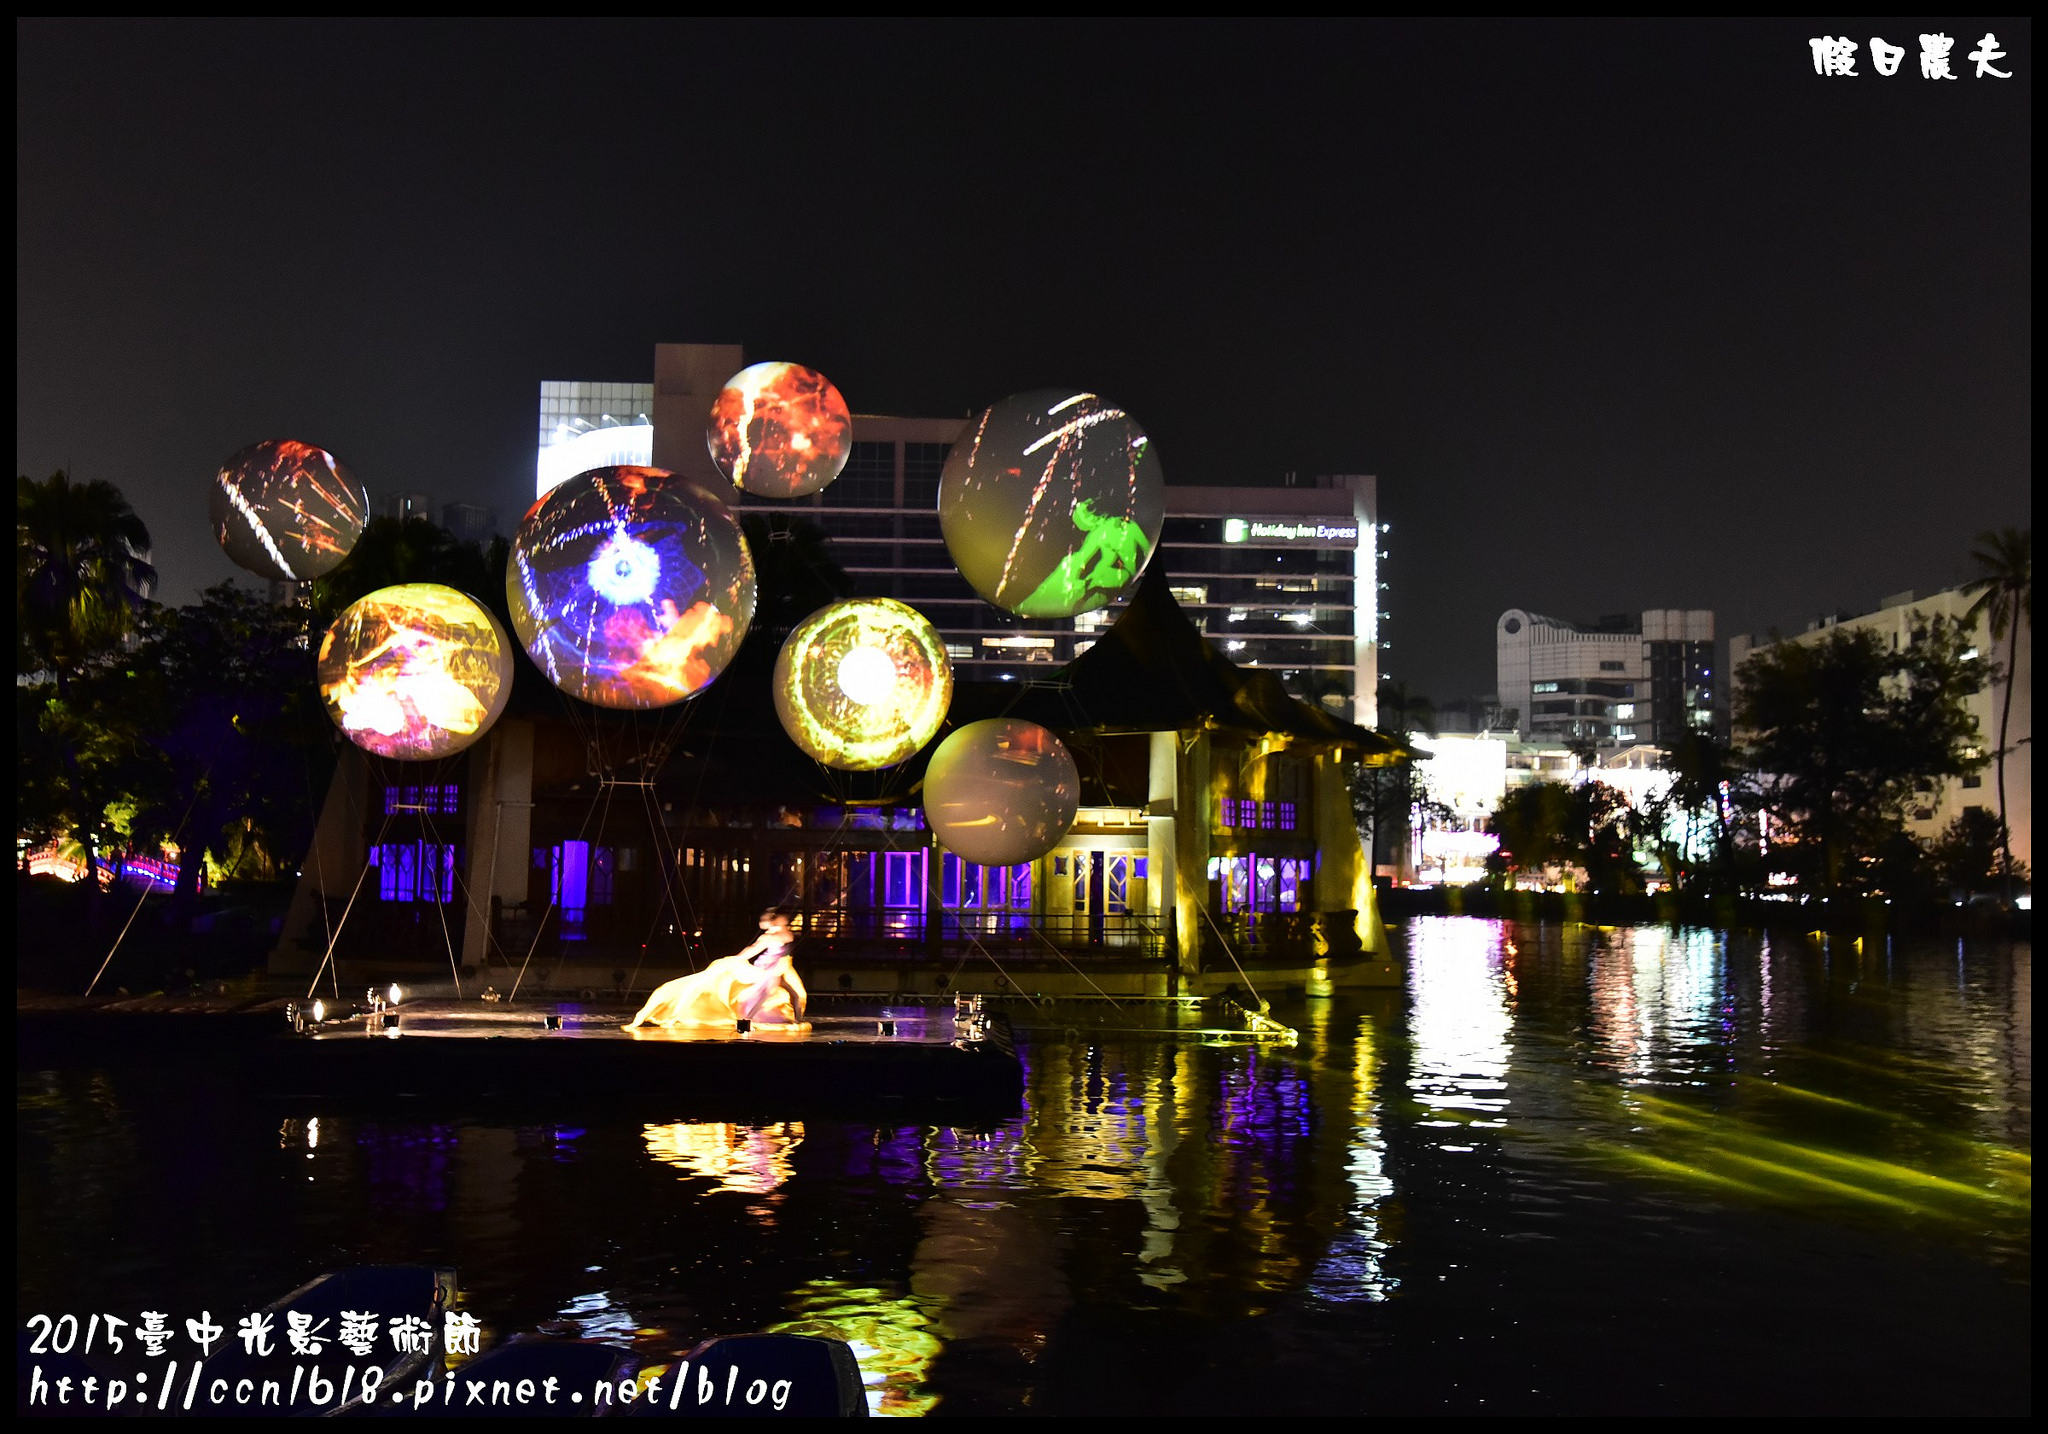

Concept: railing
[[347, 898, 1344, 972], [1215, 910, 1318, 959], [482, 904, 1333, 965], [936, 912, 1170, 960]]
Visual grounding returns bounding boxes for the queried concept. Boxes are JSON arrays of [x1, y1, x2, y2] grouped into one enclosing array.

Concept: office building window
[[903, 442, 949, 510], [824, 441, 895, 508]]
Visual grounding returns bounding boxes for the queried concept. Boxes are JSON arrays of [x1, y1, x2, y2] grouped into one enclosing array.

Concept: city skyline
[[15, 19, 2030, 701]]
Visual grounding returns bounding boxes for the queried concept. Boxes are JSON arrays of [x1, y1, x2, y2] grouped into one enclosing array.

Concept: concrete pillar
[[1146, 731, 1177, 960], [650, 342, 746, 491], [926, 830, 944, 957], [1313, 751, 1386, 956], [1171, 729, 1211, 977], [461, 719, 534, 971]]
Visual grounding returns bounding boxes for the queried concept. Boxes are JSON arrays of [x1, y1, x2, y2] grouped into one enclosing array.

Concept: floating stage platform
[[15, 997, 1025, 1120]]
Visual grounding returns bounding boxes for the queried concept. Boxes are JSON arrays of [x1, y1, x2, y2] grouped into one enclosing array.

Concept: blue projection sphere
[[508, 466, 755, 709]]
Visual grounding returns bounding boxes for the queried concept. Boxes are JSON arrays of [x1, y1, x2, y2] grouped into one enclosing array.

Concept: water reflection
[[14, 923, 2031, 1416], [643, 1121, 804, 1197], [1587, 925, 1727, 1084], [1301, 1002, 1395, 1305], [765, 1278, 942, 1417], [1407, 916, 1512, 1138]]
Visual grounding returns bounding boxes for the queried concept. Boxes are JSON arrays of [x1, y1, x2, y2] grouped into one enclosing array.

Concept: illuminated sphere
[[317, 584, 512, 760], [706, 362, 854, 499], [508, 466, 756, 709], [210, 439, 369, 582], [773, 599, 953, 771], [939, 390, 1164, 620], [922, 719, 1079, 867]]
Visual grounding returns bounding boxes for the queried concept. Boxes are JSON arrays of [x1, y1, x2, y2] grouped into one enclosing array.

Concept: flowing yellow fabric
[[625, 950, 806, 1029]]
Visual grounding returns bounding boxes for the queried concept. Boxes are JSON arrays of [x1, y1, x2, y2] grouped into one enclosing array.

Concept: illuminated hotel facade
[[536, 343, 1384, 728]]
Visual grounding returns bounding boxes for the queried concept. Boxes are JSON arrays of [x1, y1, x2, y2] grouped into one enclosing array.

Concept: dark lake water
[[17, 919, 2031, 1416]]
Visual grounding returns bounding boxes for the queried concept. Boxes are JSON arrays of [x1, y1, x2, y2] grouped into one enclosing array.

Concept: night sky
[[15, 19, 2031, 702]]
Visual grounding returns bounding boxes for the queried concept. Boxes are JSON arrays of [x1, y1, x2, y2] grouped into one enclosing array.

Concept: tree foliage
[[1485, 778, 1644, 894], [1733, 617, 1986, 895], [1929, 808, 2030, 892], [1350, 678, 1435, 874], [1638, 728, 1742, 892], [16, 471, 158, 696], [310, 515, 497, 624], [125, 585, 337, 908]]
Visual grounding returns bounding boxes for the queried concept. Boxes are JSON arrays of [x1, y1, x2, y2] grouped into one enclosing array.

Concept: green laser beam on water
[[1609, 1092, 2029, 1212]]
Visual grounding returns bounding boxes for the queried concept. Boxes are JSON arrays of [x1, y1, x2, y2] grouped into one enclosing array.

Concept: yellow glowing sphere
[[316, 583, 513, 760], [835, 644, 899, 705], [773, 599, 953, 771], [922, 719, 1080, 867]]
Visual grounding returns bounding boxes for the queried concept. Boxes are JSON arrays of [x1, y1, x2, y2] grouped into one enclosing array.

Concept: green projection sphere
[[317, 583, 513, 760], [921, 719, 1079, 866], [938, 390, 1164, 619], [773, 598, 953, 770]]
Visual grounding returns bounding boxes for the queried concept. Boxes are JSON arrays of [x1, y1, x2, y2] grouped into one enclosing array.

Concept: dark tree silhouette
[[1734, 617, 1985, 896]]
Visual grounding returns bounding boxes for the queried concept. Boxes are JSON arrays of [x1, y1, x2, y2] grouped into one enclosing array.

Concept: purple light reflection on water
[[1207, 1048, 1316, 1204], [514, 1124, 586, 1163], [356, 1122, 459, 1214], [840, 1124, 929, 1186]]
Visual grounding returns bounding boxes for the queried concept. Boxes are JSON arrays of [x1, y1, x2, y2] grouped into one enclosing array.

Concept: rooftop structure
[[1496, 607, 1716, 749]]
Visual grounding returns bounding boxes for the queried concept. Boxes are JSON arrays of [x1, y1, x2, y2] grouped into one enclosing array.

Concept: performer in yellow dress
[[625, 909, 809, 1030]]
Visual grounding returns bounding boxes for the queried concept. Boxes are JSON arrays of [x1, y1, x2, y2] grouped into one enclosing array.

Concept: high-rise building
[[1149, 476, 1380, 726], [381, 491, 433, 523], [536, 344, 1385, 727], [1495, 607, 1717, 748], [440, 502, 501, 547], [537, 379, 655, 498]]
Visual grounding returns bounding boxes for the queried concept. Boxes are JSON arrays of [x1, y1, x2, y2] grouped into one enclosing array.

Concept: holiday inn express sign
[[1221, 516, 1360, 548]]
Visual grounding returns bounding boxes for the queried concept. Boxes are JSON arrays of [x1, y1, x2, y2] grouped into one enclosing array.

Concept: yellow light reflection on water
[[641, 1122, 804, 1197], [765, 1278, 942, 1417]]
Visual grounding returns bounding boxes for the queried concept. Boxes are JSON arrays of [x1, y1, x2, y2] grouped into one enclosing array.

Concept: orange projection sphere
[[706, 362, 854, 499], [211, 439, 370, 582], [921, 719, 1080, 867], [317, 584, 513, 760]]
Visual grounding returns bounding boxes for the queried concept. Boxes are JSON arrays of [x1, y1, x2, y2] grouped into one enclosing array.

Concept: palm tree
[[1962, 527, 2031, 903], [17, 471, 157, 922], [16, 471, 157, 697], [1375, 678, 1437, 740]]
